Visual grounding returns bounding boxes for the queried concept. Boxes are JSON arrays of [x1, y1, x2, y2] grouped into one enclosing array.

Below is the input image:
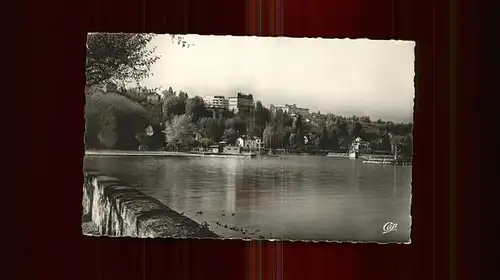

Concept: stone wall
[[82, 169, 219, 238]]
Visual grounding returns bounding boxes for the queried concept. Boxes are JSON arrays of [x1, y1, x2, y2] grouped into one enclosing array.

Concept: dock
[[326, 153, 350, 158]]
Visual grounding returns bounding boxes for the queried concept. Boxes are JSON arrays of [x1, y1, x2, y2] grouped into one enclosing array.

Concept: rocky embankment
[[82, 169, 219, 239]]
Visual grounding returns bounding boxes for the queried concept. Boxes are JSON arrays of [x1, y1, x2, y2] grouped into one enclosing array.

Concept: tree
[[385, 122, 398, 134], [186, 96, 210, 122], [198, 138, 214, 149], [272, 109, 293, 127], [197, 117, 219, 141], [318, 127, 331, 150], [295, 128, 305, 150], [162, 87, 176, 99], [223, 128, 238, 145], [335, 119, 348, 137], [362, 126, 379, 142], [399, 134, 413, 160], [263, 125, 276, 148], [292, 115, 303, 133], [360, 116, 371, 123], [86, 33, 193, 86], [226, 117, 247, 135], [289, 133, 296, 148], [253, 101, 271, 137], [164, 114, 196, 150], [378, 134, 391, 151], [327, 127, 340, 151], [289, 115, 305, 150], [220, 109, 235, 119], [162, 92, 187, 120], [307, 125, 323, 147], [334, 119, 350, 149], [326, 113, 336, 127], [178, 91, 189, 103], [86, 33, 160, 86], [215, 116, 227, 142], [146, 123, 166, 150], [122, 86, 148, 103], [85, 88, 150, 150], [279, 126, 293, 149], [350, 122, 363, 138], [122, 86, 164, 124], [398, 123, 413, 136], [315, 117, 326, 129]]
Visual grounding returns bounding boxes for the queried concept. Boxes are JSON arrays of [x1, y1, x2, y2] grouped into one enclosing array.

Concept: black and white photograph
[[83, 33, 414, 243]]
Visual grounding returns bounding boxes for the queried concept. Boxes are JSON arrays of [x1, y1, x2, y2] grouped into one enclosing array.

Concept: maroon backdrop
[[23, 0, 479, 279]]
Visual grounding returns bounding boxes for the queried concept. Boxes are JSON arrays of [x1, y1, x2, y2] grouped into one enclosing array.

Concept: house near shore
[[207, 141, 248, 155], [223, 146, 242, 154], [209, 141, 230, 154], [236, 136, 262, 149], [209, 145, 222, 153]]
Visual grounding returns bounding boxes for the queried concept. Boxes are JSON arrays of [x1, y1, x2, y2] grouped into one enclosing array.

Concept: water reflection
[[393, 165, 397, 198], [84, 155, 412, 242]]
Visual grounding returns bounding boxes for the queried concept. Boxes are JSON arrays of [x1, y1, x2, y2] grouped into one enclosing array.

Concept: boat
[[348, 150, 359, 159]]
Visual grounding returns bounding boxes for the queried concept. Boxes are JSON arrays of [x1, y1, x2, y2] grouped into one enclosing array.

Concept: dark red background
[[21, 0, 480, 279]]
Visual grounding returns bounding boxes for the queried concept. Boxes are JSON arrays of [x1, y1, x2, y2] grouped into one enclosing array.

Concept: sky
[[140, 34, 415, 123]]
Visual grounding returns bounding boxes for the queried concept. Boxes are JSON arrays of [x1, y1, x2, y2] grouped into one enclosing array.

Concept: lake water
[[84, 155, 412, 242]]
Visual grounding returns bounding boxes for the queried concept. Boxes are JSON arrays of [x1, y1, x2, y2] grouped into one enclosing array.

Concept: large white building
[[269, 104, 290, 114], [227, 93, 255, 114], [203, 96, 228, 109]]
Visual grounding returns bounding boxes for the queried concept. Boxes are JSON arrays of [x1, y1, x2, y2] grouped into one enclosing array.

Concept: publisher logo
[[382, 222, 398, 234]]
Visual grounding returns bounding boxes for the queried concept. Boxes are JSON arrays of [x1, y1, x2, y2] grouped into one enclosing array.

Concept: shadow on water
[[84, 155, 412, 242]]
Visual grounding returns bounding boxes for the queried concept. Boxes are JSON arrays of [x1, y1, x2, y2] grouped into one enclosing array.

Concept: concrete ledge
[[82, 170, 219, 238]]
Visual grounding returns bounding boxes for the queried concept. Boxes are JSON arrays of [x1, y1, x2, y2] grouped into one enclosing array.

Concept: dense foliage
[[84, 88, 151, 150], [156, 89, 413, 159], [86, 84, 413, 158], [84, 33, 185, 150], [86, 33, 159, 86]]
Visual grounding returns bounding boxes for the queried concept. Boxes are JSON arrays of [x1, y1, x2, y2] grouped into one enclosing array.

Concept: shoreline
[[85, 150, 412, 165], [85, 150, 256, 159]]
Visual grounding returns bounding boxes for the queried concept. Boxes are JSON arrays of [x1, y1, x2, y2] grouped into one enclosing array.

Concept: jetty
[[361, 154, 412, 165], [362, 158, 397, 165], [326, 152, 350, 158]]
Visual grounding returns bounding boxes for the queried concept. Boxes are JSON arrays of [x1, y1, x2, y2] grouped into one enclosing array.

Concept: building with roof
[[228, 93, 254, 114], [236, 136, 262, 149], [203, 96, 229, 109], [270, 104, 309, 117]]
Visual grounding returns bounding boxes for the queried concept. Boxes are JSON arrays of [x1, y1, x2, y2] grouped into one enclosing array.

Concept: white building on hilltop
[[270, 104, 309, 117], [227, 93, 255, 114], [203, 96, 228, 109]]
